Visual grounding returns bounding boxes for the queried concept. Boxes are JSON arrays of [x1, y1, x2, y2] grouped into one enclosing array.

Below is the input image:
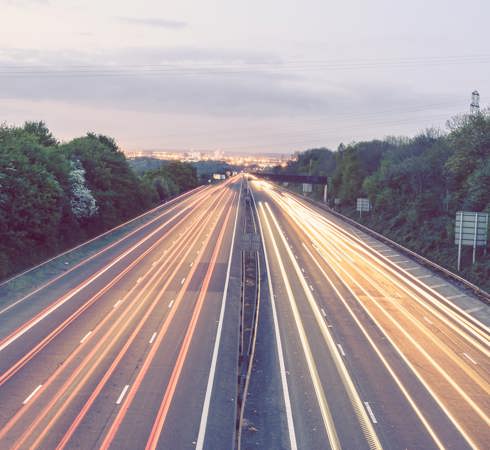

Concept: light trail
[[0, 186, 230, 448], [257, 182, 489, 449]]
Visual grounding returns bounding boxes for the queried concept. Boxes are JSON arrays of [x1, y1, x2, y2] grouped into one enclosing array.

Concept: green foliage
[[22, 121, 59, 147], [60, 134, 153, 230], [0, 125, 65, 277], [282, 113, 490, 291], [0, 124, 198, 280], [142, 161, 198, 202]]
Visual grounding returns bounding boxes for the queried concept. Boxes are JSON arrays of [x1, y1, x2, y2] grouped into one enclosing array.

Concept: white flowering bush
[[69, 162, 98, 219]]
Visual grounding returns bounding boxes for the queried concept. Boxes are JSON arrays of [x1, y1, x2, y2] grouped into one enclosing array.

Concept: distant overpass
[[250, 172, 327, 184]]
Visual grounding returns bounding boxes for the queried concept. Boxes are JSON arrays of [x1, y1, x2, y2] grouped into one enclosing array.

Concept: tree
[[69, 161, 98, 219], [23, 121, 58, 147]]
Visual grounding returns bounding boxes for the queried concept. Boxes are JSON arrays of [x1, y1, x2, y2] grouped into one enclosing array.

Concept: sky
[[1, 0, 489, 154]]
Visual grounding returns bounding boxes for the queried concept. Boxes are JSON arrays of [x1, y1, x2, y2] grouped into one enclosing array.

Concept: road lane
[[249, 178, 489, 450], [2, 174, 487, 450], [0, 178, 242, 450], [0, 184, 213, 351]]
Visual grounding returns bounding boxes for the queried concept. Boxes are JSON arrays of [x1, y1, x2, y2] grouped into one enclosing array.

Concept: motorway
[[247, 177, 489, 450], [0, 178, 243, 450], [0, 174, 488, 449]]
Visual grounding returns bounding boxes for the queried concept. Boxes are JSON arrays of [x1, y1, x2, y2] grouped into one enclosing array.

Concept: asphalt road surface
[[247, 177, 489, 450], [0, 174, 488, 450], [0, 178, 243, 450]]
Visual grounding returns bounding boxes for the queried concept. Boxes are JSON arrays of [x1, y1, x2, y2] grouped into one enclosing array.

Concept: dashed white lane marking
[[136, 277, 143, 284], [337, 344, 346, 357], [168, 300, 174, 309], [309, 284, 315, 292], [23, 385, 42, 405], [180, 277, 185, 285], [416, 274, 432, 279], [113, 300, 123, 309], [404, 266, 420, 271], [190, 261, 194, 267], [80, 331, 92, 344], [301, 267, 305, 273], [463, 353, 478, 365], [320, 308, 327, 318], [446, 293, 466, 299], [152, 261, 157, 267], [465, 306, 483, 314], [364, 402, 378, 424], [423, 316, 433, 325], [116, 385, 130, 404], [393, 260, 409, 263], [429, 283, 446, 289], [149, 332, 157, 344]]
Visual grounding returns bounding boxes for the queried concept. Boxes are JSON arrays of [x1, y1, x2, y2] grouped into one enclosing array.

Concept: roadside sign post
[[323, 184, 328, 204], [473, 213, 478, 264], [356, 198, 371, 218], [457, 212, 463, 271], [454, 211, 488, 271], [302, 183, 312, 194]]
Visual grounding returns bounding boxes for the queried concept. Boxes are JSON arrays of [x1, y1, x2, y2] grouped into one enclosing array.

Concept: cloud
[[0, 47, 307, 116], [116, 17, 187, 29], [0, 46, 461, 152], [0, 46, 450, 122]]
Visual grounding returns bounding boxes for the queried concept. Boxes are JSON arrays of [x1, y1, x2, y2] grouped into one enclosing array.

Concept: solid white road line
[[364, 402, 378, 424], [302, 244, 445, 450], [149, 332, 157, 344], [196, 185, 243, 450], [0, 201, 199, 353], [23, 384, 42, 405], [305, 234, 483, 448], [259, 209, 300, 449], [0, 186, 207, 317], [116, 385, 130, 405], [265, 206, 348, 448], [266, 204, 380, 450], [80, 331, 92, 344]]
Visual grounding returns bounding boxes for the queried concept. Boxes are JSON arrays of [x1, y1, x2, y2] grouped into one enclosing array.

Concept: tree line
[[0, 122, 198, 279], [277, 111, 490, 291]]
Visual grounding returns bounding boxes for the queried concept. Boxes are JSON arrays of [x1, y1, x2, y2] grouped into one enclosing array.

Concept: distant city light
[[122, 149, 292, 169]]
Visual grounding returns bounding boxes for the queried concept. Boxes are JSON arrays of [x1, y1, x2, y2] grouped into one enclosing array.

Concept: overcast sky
[[1, 0, 489, 153]]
